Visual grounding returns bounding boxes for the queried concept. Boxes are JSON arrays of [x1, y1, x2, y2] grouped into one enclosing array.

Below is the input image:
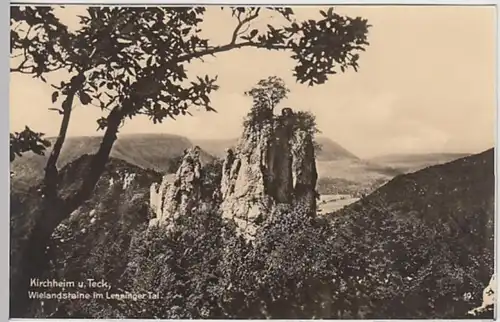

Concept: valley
[[317, 194, 360, 214], [10, 133, 473, 200], [9, 131, 494, 319]]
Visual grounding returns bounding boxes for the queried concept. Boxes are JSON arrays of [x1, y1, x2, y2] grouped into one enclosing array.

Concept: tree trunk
[[64, 107, 123, 212], [10, 106, 124, 317]]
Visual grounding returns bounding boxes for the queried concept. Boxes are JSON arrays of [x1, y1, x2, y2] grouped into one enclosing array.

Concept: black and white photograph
[[9, 4, 496, 319]]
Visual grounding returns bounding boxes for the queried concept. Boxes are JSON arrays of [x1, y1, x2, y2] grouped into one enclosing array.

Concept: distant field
[[317, 194, 359, 214], [315, 159, 399, 196], [316, 159, 400, 182], [315, 153, 472, 197]]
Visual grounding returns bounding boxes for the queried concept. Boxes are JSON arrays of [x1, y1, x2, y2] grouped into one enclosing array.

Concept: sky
[[9, 5, 496, 158]]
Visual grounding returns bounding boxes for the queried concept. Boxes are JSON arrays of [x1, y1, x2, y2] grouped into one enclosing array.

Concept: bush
[[113, 203, 363, 319], [119, 208, 232, 319]]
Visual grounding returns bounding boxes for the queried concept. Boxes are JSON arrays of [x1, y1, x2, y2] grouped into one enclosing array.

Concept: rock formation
[[219, 122, 275, 238], [292, 129, 319, 212], [146, 108, 319, 239], [149, 147, 204, 230], [220, 109, 318, 239]]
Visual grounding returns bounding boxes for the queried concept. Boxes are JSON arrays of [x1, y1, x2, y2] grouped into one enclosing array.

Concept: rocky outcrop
[[144, 110, 319, 239], [219, 123, 275, 238], [220, 111, 318, 239], [10, 155, 161, 318], [292, 130, 318, 213], [149, 147, 206, 230]]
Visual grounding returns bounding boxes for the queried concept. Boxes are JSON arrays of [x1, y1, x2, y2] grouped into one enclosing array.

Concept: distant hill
[[11, 132, 474, 199], [191, 138, 238, 158], [368, 152, 472, 173], [10, 133, 215, 192], [315, 137, 359, 161], [193, 136, 359, 161], [328, 148, 495, 318]]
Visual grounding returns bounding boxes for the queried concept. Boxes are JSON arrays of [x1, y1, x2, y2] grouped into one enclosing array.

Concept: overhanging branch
[[177, 41, 288, 63], [174, 8, 297, 63]]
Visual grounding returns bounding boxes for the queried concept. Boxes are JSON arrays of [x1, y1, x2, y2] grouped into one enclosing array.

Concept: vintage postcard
[[9, 4, 496, 319]]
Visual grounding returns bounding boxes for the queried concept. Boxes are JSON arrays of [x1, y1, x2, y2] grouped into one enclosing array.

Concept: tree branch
[[10, 51, 32, 73], [10, 61, 65, 74], [175, 9, 293, 63], [177, 41, 287, 63], [230, 8, 261, 44]]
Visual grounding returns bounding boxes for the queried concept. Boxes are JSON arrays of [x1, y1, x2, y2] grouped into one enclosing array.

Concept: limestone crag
[[292, 130, 318, 213], [149, 147, 203, 230], [220, 122, 275, 238], [220, 111, 318, 239]]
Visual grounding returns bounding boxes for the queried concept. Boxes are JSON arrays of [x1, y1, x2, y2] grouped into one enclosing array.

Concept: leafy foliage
[[11, 6, 370, 136], [119, 208, 232, 319], [245, 76, 290, 112], [9, 8, 371, 272], [243, 76, 289, 129], [225, 7, 370, 86], [329, 149, 495, 318], [99, 203, 368, 319], [10, 6, 71, 78], [9, 5, 371, 270], [101, 204, 344, 319], [10, 126, 51, 162], [200, 157, 224, 203]]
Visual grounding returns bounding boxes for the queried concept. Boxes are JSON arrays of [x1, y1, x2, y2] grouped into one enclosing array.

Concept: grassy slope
[[328, 148, 495, 318]]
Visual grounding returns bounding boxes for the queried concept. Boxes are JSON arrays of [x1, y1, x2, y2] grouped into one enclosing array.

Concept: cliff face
[[219, 122, 275, 238], [292, 129, 318, 212], [219, 112, 318, 239], [149, 146, 223, 232], [149, 147, 206, 230]]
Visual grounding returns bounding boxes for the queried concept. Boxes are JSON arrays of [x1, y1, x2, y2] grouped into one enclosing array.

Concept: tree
[[10, 5, 370, 316], [245, 76, 289, 112], [10, 126, 51, 163]]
